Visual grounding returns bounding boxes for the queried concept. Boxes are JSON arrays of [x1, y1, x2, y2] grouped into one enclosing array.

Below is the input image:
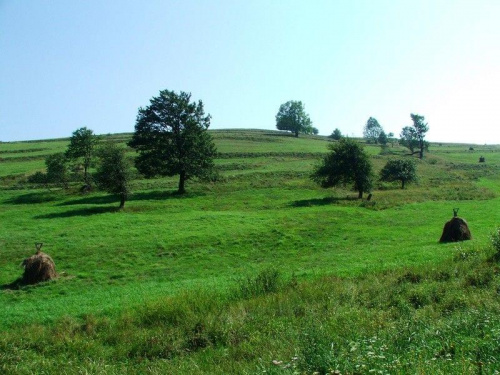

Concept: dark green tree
[[363, 117, 383, 144], [380, 158, 417, 189], [95, 142, 132, 209], [128, 89, 217, 194], [65, 127, 99, 188], [276, 100, 312, 138], [378, 130, 388, 146], [312, 138, 373, 199], [45, 153, 69, 188], [330, 128, 343, 140], [312, 127, 319, 135]]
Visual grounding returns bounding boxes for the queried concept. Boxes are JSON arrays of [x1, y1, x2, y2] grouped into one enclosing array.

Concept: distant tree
[[128, 89, 217, 194], [400, 114, 429, 159], [399, 126, 418, 154], [275, 100, 312, 138], [330, 128, 343, 140], [410, 114, 429, 159], [312, 138, 373, 199], [380, 159, 417, 189], [312, 127, 319, 135], [45, 153, 69, 188], [378, 130, 388, 146], [95, 142, 132, 209], [65, 127, 99, 188], [363, 117, 383, 144]]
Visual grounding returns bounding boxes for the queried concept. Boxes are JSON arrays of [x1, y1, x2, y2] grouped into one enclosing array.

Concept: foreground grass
[[1, 243, 499, 374]]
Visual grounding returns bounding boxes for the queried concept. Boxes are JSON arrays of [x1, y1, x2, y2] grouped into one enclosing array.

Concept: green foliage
[[94, 142, 132, 208], [45, 153, 69, 188], [312, 138, 373, 198], [275, 100, 312, 138], [377, 130, 388, 145], [400, 114, 429, 159], [129, 89, 217, 194], [330, 128, 343, 140], [363, 117, 383, 144], [65, 127, 99, 186], [380, 158, 417, 189]]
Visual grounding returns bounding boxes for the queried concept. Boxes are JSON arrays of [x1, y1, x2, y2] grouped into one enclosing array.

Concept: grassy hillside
[[1, 129, 500, 373]]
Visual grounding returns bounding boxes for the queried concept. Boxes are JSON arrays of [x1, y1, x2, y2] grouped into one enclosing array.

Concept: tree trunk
[[119, 194, 126, 209], [178, 171, 186, 194], [358, 190, 363, 199], [401, 180, 406, 189], [294, 130, 299, 138], [419, 147, 423, 159]]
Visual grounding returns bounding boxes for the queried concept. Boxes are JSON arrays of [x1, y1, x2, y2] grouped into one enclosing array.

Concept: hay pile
[[21, 250, 57, 284], [439, 217, 472, 243]]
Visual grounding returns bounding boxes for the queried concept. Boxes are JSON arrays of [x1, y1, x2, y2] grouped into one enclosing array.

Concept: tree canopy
[[311, 138, 373, 199], [400, 114, 429, 159], [128, 89, 217, 194], [275, 100, 312, 137], [65, 127, 98, 188], [380, 158, 417, 189], [363, 117, 383, 144], [330, 128, 343, 140]]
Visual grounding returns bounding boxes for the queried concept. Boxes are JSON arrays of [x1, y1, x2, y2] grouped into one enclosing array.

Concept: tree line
[[31, 89, 426, 207]]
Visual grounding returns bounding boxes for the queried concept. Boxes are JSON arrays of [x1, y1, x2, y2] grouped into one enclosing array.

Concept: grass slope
[[1, 129, 500, 373]]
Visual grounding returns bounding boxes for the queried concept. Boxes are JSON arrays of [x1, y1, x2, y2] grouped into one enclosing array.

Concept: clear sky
[[1, 0, 499, 143]]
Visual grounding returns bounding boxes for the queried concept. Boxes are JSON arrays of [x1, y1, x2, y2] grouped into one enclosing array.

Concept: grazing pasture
[[1, 129, 500, 373]]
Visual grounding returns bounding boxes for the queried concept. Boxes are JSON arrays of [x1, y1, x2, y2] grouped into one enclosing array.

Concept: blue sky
[[1, 0, 499, 143]]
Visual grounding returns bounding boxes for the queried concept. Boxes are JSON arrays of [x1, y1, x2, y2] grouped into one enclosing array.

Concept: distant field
[[1, 129, 500, 373]]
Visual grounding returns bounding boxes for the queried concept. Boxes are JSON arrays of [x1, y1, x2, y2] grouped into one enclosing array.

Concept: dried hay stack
[[439, 217, 472, 243], [22, 250, 57, 284]]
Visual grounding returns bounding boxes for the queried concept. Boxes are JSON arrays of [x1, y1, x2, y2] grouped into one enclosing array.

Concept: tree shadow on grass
[[59, 190, 206, 206], [290, 196, 357, 207], [4, 192, 59, 205], [35, 206, 120, 219]]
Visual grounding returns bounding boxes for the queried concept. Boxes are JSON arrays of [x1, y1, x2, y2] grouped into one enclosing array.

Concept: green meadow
[[1, 129, 500, 374]]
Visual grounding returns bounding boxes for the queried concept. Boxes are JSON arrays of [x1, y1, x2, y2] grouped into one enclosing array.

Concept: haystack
[[439, 217, 472, 243], [21, 250, 57, 284]]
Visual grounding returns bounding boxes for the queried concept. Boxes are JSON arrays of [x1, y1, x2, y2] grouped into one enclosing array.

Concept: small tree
[[276, 100, 312, 138], [387, 132, 395, 147], [330, 128, 343, 140], [45, 153, 69, 188], [312, 138, 373, 199], [128, 89, 217, 194], [378, 131, 388, 146], [95, 142, 132, 209], [65, 127, 99, 188], [380, 159, 417, 189], [399, 126, 418, 154], [363, 117, 383, 144], [400, 114, 429, 159], [312, 127, 319, 135], [411, 114, 429, 159]]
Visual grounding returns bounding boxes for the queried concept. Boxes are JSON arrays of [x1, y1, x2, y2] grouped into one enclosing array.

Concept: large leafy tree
[[399, 126, 418, 154], [276, 100, 312, 137], [363, 117, 383, 144], [380, 158, 417, 189], [128, 89, 217, 194], [95, 142, 132, 209], [312, 138, 373, 199], [65, 127, 99, 188]]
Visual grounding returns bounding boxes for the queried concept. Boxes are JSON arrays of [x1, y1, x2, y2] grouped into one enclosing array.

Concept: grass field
[[1, 129, 500, 373]]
